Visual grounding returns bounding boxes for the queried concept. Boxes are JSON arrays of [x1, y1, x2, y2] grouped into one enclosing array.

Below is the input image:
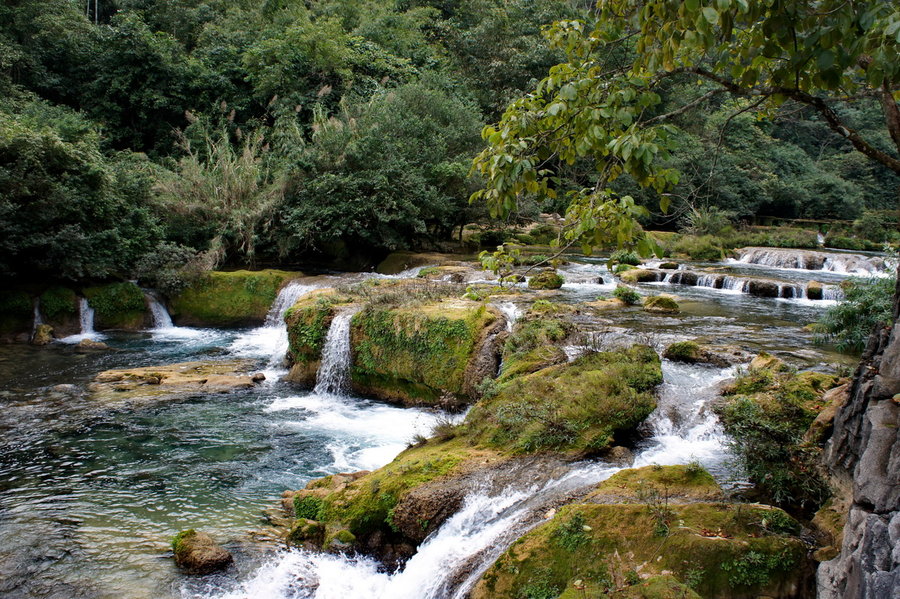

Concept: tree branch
[[642, 89, 727, 125]]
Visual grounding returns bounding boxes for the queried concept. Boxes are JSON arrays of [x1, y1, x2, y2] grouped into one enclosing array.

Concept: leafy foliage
[[816, 274, 896, 352]]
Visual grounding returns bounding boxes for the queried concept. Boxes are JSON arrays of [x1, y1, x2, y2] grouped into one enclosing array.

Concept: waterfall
[[496, 302, 522, 332], [198, 361, 738, 599], [79, 297, 95, 335], [735, 247, 887, 276], [32, 298, 43, 334], [313, 309, 360, 397], [144, 291, 173, 329], [228, 283, 319, 369], [822, 286, 844, 301]]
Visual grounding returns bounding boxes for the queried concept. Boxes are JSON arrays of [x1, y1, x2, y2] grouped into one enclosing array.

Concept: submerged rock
[[75, 338, 109, 351], [662, 340, 738, 367], [89, 359, 261, 404], [172, 530, 232, 574]]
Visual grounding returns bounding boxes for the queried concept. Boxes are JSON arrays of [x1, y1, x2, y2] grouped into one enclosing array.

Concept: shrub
[[610, 249, 641, 266], [681, 206, 735, 236], [671, 235, 723, 261], [816, 274, 895, 352], [613, 286, 641, 305]]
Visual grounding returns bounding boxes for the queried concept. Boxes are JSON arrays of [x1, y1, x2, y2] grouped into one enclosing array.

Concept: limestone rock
[[31, 324, 53, 346], [526, 270, 564, 290], [643, 295, 680, 314], [76, 338, 109, 351], [172, 530, 232, 574]]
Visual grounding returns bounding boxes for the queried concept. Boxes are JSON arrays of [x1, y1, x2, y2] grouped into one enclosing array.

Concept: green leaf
[[817, 50, 834, 70], [702, 7, 720, 25]]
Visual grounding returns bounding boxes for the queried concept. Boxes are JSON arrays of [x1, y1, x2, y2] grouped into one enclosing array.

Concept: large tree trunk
[[816, 267, 900, 598]]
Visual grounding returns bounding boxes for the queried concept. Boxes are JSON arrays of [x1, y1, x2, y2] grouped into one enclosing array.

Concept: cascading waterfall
[[313, 308, 360, 396], [200, 359, 739, 599], [144, 291, 174, 329], [31, 297, 43, 334], [496, 302, 522, 332], [228, 283, 319, 369], [735, 246, 888, 276], [79, 297, 96, 335]]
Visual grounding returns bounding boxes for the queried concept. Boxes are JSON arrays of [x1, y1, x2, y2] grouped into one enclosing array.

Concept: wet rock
[[75, 338, 109, 351], [172, 530, 232, 574], [31, 324, 53, 346], [604, 445, 633, 465], [642, 295, 680, 314], [659, 262, 679, 269], [527, 270, 564, 290], [251, 372, 266, 383], [618, 268, 663, 284], [749, 351, 785, 372], [807, 281, 824, 300], [747, 279, 780, 298], [804, 384, 851, 445], [662, 340, 731, 367]]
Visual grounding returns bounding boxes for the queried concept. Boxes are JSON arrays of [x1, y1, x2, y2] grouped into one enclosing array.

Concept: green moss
[[39, 286, 77, 321], [467, 345, 662, 454], [590, 465, 722, 502], [286, 291, 345, 363], [527, 270, 564, 290], [716, 367, 840, 514], [172, 529, 195, 553], [350, 300, 497, 405], [499, 346, 568, 382], [313, 439, 472, 539], [83, 282, 146, 329], [663, 341, 701, 362], [643, 295, 679, 313], [294, 495, 325, 520], [471, 502, 808, 599], [0, 289, 33, 334], [504, 317, 574, 357], [170, 269, 300, 327]]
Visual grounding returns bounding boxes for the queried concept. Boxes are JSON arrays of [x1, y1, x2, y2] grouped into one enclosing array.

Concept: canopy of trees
[[0, 0, 897, 282]]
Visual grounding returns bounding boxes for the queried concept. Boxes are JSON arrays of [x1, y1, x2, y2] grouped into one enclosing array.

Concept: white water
[[197, 359, 739, 599], [31, 298, 43, 334], [144, 291, 173, 328], [59, 297, 103, 343], [496, 302, 522, 332], [734, 247, 888, 276], [228, 283, 320, 373], [313, 309, 360, 397]]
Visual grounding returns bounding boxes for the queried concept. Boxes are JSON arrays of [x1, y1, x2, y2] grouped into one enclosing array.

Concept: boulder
[[659, 262, 679, 269], [643, 295, 680, 314], [807, 281, 824, 300], [618, 269, 663, 284], [31, 324, 53, 345], [749, 351, 784, 372], [76, 338, 109, 351], [171, 530, 232, 574], [746, 279, 779, 298], [170, 270, 302, 328], [527, 270, 564, 290], [662, 340, 743, 367]]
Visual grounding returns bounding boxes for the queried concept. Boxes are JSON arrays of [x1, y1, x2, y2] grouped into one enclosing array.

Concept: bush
[[613, 286, 641, 305], [610, 249, 641, 266], [681, 206, 735, 236], [671, 235, 723, 261], [816, 275, 895, 352]]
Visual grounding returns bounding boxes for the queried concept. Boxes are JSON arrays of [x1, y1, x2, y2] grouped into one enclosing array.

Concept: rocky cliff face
[[818, 297, 900, 598]]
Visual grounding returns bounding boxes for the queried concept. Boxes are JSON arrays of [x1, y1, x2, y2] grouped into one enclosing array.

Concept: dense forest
[[1, 0, 897, 285]]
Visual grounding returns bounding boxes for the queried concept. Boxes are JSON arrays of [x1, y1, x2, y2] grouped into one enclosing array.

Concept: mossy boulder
[[748, 351, 784, 372], [527, 270, 564, 290], [172, 529, 232, 574], [349, 299, 502, 407], [659, 262, 679, 270], [83, 282, 148, 330], [416, 264, 472, 283], [715, 366, 841, 514], [0, 289, 33, 339], [588, 465, 725, 503], [39, 286, 79, 335], [806, 281, 824, 300], [643, 295, 680, 314], [286, 439, 501, 563], [663, 341, 731, 367], [472, 494, 808, 599], [375, 251, 450, 275], [170, 269, 301, 327], [31, 323, 53, 345], [466, 345, 662, 454], [499, 345, 568, 382], [619, 269, 663, 284]]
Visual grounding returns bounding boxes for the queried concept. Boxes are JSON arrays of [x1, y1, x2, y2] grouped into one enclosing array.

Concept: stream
[[0, 252, 872, 598]]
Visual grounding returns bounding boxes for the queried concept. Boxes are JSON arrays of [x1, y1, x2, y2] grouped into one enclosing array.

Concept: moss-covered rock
[[527, 270, 564, 290], [588, 465, 725, 503], [83, 282, 148, 329], [663, 341, 732, 367], [806, 281, 824, 300], [643, 295, 680, 314], [659, 262, 679, 270], [499, 345, 569, 382], [472, 497, 809, 599], [0, 289, 33, 339], [31, 323, 53, 345], [349, 299, 502, 407], [172, 529, 233, 574], [619, 269, 663, 284], [39, 286, 79, 335], [715, 365, 841, 514], [467, 345, 662, 454], [170, 269, 301, 327], [748, 351, 784, 372], [375, 251, 451, 275]]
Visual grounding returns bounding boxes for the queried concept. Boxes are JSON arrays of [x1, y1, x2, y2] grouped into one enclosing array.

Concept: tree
[[471, 1, 900, 258]]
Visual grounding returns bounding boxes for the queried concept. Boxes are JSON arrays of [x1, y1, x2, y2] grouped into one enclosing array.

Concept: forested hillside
[[1, 0, 896, 284]]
